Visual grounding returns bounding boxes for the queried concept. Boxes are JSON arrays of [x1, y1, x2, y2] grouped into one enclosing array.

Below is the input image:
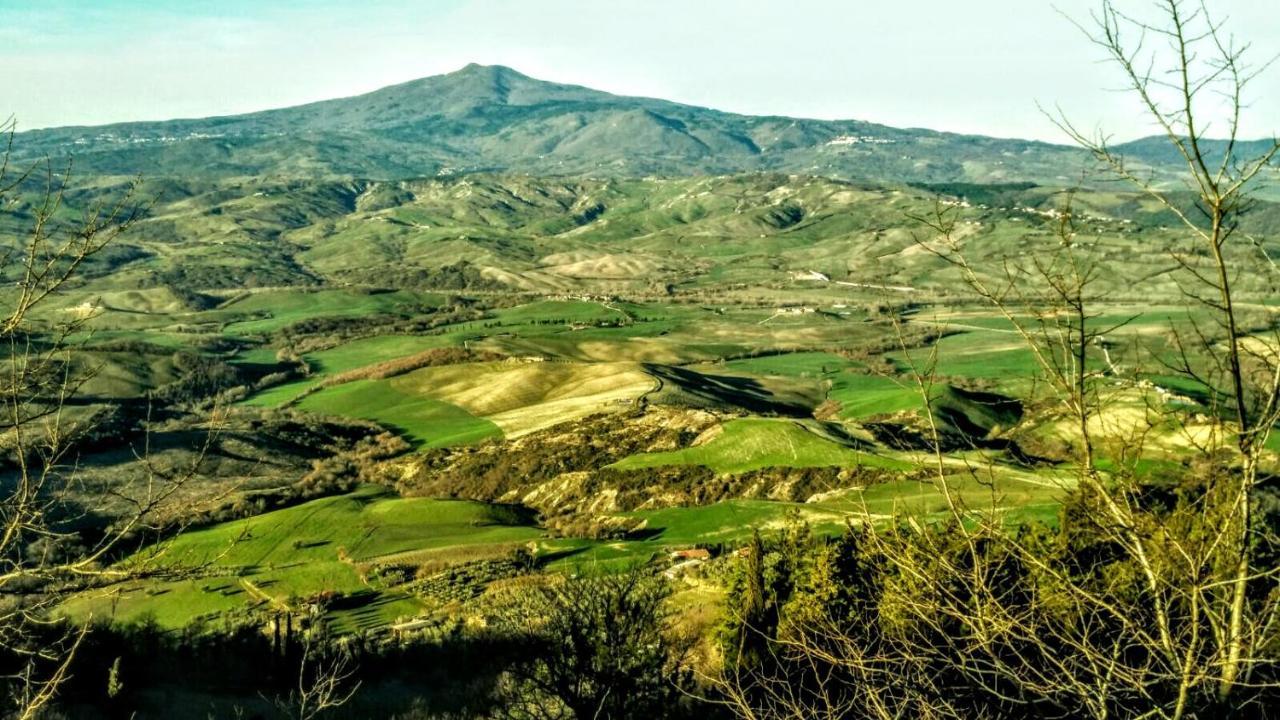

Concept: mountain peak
[[16, 64, 1118, 187], [453, 62, 523, 77], [400, 63, 552, 109]]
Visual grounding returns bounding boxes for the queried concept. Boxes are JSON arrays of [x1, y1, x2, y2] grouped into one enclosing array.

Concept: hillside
[[11, 64, 1154, 186], [20, 173, 1280, 302]]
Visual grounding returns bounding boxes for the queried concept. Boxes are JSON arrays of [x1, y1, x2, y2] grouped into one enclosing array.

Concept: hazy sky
[[3, 0, 1278, 142]]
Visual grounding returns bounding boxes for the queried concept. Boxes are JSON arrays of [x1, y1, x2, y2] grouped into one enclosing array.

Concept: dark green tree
[[743, 529, 767, 631], [495, 569, 691, 720]]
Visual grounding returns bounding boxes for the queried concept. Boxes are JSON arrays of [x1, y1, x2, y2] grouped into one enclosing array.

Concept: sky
[[2, 0, 1278, 142]]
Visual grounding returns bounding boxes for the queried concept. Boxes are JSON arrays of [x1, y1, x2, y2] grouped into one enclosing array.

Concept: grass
[[716, 352, 966, 422], [241, 378, 315, 407], [63, 487, 544, 630], [919, 331, 1041, 382], [627, 501, 847, 543], [722, 351, 856, 378], [241, 333, 459, 407], [491, 300, 624, 325], [548, 469, 1065, 570], [37, 174, 1272, 636], [141, 487, 538, 568], [820, 470, 1069, 519], [222, 289, 443, 335], [1266, 430, 1280, 454], [266, 353, 655, 441], [232, 345, 283, 365], [304, 334, 460, 375], [296, 379, 501, 448], [541, 500, 854, 570], [611, 418, 909, 474], [829, 373, 925, 418], [64, 472, 1070, 628]]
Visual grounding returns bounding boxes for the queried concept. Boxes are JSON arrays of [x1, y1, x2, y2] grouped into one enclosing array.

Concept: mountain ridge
[[9, 64, 994, 136], [12, 64, 1264, 186]]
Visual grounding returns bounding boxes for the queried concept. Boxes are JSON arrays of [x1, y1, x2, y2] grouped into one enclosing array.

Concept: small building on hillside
[[670, 548, 712, 561]]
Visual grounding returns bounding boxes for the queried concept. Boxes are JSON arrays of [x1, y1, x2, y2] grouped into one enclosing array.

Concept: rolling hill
[[19, 172, 1280, 302]]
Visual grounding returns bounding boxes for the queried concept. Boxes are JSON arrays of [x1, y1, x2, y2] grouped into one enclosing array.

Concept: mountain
[[7, 64, 1198, 185]]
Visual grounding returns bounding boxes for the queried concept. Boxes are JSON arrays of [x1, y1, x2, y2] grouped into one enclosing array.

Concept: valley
[[4, 23, 1279, 715], [25, 170, 1273, 642]]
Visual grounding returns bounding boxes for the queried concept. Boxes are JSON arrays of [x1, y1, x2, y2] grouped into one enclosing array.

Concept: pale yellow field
[[476, 336, 698, 363], [539, 251, 667, 279], [1041, 388, 1226, 453], [390, 360, 655, 437], [56, 287, 190, 315]]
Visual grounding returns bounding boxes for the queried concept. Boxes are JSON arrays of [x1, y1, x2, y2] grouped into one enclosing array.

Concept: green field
[[718, 353, 931, 420], [822, 470, 1068, 521], [491, 300, 625, 325], [222, 289, 444, 335], [906, 330, 1041, 384], [612, 418, 908, 474], [721, 351, 856, 378], [63, 487, 544, 630], [62, 487, 865, 627], [53, 285, 1244, 635], [296, 379, 501, 447], [65, 463, 1070, 629], [829, 372, 925, 418], [32, 170, 1270, 640], [242, 333, 460, 407]]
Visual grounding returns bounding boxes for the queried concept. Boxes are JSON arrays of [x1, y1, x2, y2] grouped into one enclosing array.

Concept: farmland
[[52, 281, 1230, 635], [13, 172, 1273, 644], [9, 9, 1280, 716]]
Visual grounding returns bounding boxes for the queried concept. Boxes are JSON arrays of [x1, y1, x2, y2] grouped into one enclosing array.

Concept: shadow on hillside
[[864, 421, 1056, 467], [863, 385, 1058, 466], [642, 363, 813, 417]]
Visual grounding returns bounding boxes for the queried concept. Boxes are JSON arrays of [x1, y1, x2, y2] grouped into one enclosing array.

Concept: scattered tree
[[0, 120, 210, 717], [721, 1, 1280, 718]]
